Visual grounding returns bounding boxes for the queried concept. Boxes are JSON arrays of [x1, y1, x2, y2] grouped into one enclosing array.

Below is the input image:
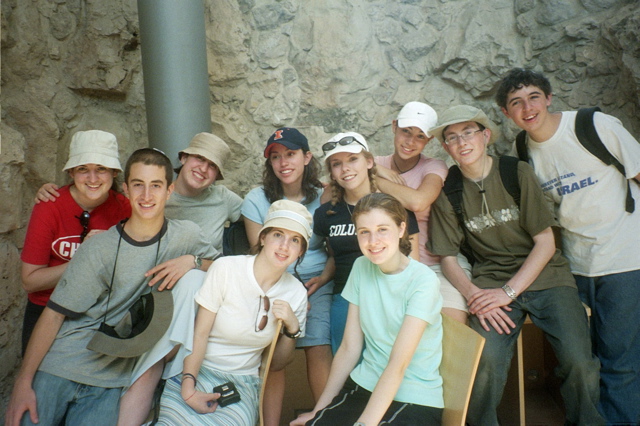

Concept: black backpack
[[515, 106, 635, 213], [222, 220, 251, 256], [442, 156, 522, 265]]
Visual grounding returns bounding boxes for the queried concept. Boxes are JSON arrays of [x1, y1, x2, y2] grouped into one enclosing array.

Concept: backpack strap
[[443, 165, 465, 227], [515, 130, 529, 163], [498, 156, 521, 208], [575, 107, 634, 213], [443, 165, 476, 264]]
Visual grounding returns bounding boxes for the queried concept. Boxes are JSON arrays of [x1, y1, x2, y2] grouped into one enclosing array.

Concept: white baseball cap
[[322, 132, 369, 159], [396, 102, 438, 137]]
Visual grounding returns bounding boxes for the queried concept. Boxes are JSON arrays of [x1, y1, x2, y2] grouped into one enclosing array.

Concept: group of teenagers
[[6, 67, 639, 426]]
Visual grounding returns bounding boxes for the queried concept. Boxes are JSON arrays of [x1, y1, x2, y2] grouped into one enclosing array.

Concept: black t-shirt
[[314, 200, 419, 294]]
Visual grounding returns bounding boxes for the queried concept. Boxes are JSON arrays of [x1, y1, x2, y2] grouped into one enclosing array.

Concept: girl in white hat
[[20, 130, 131, 354], [156, 200, 310, 426], [314, 132, 419, 354]]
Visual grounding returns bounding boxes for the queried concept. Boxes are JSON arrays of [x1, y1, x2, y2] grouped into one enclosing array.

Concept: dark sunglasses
[[322, 136, 366, 153], [255, 295, 271, 332], [77, 211, 90, 242]]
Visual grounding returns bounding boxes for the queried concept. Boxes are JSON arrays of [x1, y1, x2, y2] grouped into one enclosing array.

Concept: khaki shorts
[[429, 255, 472, 313]]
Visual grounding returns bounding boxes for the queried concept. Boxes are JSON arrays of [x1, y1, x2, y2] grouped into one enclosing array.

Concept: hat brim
[[431, 114, 500, 146], [259, 213, 312, 244], [86, 291, 173, 358], [396, 118, 432, 137], [323, 143, 365, 159], [179, 147, 225, 180], [264, 141, 303, 158], [63, 153, 123, 172]]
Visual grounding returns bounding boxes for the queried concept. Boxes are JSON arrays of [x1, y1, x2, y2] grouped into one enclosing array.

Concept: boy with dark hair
[[498, 67, 640, 424], [6, 148, 217, 426], [427, 105, 602, 426]]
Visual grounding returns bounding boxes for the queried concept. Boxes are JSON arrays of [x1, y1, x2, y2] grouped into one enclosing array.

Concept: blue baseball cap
[[263, 127, 309, 157]]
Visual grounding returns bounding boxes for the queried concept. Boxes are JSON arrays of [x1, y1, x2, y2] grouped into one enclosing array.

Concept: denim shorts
[[296, 275, 333, 348], [22, 371, 121, 426]]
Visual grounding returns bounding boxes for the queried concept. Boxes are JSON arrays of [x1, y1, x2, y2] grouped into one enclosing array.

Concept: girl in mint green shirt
[[292, 193, 444, 426]]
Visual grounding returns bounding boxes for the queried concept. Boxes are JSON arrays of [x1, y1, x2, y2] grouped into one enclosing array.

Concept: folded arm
[[376, 172, 444, 212], [441, 255, 516, 334]]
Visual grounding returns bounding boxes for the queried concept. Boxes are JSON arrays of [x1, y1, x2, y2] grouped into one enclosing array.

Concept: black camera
[[213, 381, 241, 407]]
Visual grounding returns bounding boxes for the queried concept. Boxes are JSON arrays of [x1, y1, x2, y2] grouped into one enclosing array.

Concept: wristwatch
[[502, 284, 517, 301], [193, 254, 202, 269], [283, 327, 302, 339]]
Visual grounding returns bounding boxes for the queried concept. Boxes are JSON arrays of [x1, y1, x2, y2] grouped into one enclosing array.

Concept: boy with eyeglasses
[[7, 148, 217, 426], [427, 105, 602, 425], [496, 67, 640, 425]]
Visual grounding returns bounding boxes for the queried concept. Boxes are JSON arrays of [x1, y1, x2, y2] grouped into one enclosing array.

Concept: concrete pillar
[[137, 0, 211, 166]]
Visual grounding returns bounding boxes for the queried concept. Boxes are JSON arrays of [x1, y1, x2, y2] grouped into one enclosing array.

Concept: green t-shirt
[[343, 256, 444, 408], [428, 157, 575, 291]]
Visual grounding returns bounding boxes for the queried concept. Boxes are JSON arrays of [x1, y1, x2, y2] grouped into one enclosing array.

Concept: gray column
[[137, 0, 211, 166]]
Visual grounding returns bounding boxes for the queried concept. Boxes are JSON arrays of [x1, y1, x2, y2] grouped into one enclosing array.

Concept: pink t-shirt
[[21, 185, 131, 305], [375, 154, 448, 265]]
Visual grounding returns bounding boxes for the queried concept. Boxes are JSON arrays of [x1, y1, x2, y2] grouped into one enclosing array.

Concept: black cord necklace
[[392, 155, 419, 174]]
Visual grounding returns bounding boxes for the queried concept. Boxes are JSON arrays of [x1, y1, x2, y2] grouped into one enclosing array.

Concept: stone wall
[[1, 0, 639, 416]]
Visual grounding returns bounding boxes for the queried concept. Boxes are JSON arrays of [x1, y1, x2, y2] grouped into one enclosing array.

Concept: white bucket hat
[[260, 200, 313, 244], [63, 130, 122, 172]]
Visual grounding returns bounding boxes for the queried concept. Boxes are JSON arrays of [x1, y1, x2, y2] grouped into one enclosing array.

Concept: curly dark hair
[[496, 68, 552, 109], [263, 154, 323, 205]]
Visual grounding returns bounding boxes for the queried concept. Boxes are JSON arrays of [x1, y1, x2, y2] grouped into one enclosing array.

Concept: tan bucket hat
[[430, 105, 501, 145], [179, 132, 231, 180], [260, 200, 313, 244]]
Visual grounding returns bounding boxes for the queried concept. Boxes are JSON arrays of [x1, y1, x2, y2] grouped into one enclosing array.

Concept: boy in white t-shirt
[[497, 67, 640, 425]]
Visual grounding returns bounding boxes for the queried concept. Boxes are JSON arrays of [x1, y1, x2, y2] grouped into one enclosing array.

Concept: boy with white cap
[[375, 102, 471, 323], [426, 105, 602, 425]]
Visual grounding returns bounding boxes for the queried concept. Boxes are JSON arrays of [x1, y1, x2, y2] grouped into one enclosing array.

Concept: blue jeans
[[467, 286, 603, 426], [22, 371, 121, 426], [575, 269, 640, 425], [330, 293, 349, 354]]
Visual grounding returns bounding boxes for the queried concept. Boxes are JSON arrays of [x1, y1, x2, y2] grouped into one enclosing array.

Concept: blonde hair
[[352, 193, 412, 256], [325, 150, 378, 215]]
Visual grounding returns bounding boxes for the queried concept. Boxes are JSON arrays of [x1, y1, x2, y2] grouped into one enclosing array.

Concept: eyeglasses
[[322, 136, 366, 153], [77, 211, 90, 242], [444, 129, 483, 146], [255, 295, 271, 332]]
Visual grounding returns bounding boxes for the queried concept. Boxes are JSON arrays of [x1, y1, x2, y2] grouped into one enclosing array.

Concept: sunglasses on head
[[255, 295, 271, 332], [77, 211, 90, 242], [322, 136, 366, 153]]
